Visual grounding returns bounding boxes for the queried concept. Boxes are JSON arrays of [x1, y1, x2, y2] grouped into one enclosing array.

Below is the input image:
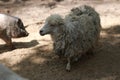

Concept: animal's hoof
[[66, 69, 70, 72], [66, 64, 71, 72]]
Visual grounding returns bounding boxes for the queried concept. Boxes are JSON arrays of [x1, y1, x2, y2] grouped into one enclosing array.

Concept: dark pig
[[0, 14, 29, 50]]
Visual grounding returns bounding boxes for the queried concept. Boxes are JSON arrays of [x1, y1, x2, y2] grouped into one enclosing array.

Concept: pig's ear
[[16, 19, 21, 25], [16, 18, 25, 29]]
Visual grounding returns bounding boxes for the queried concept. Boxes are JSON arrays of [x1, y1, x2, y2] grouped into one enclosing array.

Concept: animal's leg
[[66, 57, 71, 71], [1, 36, 16, 50]]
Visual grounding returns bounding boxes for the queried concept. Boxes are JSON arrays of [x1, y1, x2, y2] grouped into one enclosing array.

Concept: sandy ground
[[0, 0, 120, 80]]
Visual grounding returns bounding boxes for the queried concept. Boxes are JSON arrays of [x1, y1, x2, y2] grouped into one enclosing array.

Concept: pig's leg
[[1, 36, 16, 50]]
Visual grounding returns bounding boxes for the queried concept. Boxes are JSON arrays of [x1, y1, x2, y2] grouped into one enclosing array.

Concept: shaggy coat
[[40, 5, 101, 71]]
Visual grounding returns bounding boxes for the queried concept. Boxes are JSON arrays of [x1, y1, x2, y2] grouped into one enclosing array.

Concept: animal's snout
[[39, 30, 44, 36], [40, 30, 43, 34], [20, 30, 29, 37], [25, 32, 29, 36]]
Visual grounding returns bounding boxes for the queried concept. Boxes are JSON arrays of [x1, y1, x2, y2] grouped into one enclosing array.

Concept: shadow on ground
[[0, 40, 39, 53], [6, 25, 120, 80]]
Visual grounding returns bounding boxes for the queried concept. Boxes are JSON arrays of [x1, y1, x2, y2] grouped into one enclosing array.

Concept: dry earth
[[0, 0, 120, 80]]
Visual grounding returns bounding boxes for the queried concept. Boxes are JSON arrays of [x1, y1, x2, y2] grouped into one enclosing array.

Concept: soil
[[0, 0, 120, 80]]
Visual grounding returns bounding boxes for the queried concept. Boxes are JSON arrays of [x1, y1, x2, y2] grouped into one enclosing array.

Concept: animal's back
[[65, 14, 95, 52], [64, 5, 101, 53], [0, 14, 17, 31], [71, 5, 101, 27]]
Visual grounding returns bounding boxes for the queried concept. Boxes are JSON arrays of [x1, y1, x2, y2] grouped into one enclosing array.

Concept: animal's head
[[39, 14, 64, 36], [11, 18, 29, 38]]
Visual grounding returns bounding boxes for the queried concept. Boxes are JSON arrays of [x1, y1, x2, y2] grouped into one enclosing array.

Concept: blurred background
[[0, 0, 120, 80]]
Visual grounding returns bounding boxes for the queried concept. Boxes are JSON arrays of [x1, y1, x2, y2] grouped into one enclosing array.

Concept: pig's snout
[[25, 32, 29, 36]]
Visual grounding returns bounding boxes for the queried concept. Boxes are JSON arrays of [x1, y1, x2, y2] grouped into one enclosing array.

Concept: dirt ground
[[0, 0, 120, 80]]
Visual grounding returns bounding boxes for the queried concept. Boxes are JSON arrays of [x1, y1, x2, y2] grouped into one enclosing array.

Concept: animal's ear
[[16, 18, 25, 29], [50, 19, 64, 26], [16, 19, 21, 25]]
